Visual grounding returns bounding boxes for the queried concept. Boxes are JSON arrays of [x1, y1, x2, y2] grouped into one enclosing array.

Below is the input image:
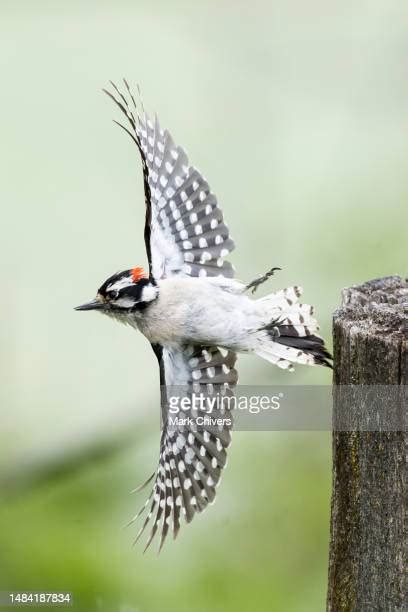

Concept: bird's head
[[75, 267, 158, 320]]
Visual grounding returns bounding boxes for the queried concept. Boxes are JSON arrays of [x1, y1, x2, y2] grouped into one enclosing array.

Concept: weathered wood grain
[[327, 276, 407, 611]]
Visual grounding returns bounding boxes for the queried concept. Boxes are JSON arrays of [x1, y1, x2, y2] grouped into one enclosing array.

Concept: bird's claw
[[245, 266, 282, 294]]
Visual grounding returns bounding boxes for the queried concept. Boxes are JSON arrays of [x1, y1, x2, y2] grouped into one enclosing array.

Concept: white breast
[[133, 277, 255, 348]]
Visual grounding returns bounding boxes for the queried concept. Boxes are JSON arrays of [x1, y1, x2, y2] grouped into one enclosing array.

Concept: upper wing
[[104, 81, 235, 281], [129, 343, 238, 552]]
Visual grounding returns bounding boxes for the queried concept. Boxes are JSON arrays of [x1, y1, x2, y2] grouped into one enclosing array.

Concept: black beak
[[74, 299, 106, 311]]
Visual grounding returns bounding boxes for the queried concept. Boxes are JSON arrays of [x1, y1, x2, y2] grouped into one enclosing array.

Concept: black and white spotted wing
[[129, 344, 238, 552], [104, 82, 238, 550], [104, 81, 235, 281]]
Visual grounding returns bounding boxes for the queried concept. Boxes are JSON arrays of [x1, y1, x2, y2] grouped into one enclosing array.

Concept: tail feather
[[254, 286, 333, 370], [255, 349, 294, 371], [273, 333, 333, 368]]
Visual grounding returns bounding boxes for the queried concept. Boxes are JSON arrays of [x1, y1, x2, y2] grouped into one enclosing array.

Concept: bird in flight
[[76, 80, 332, 552]]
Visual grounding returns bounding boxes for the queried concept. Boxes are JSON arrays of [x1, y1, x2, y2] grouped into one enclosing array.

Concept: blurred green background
[[0, 1, 406, 611]]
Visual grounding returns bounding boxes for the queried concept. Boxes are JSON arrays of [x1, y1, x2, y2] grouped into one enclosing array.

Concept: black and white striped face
[[75, 268, 158, 316]]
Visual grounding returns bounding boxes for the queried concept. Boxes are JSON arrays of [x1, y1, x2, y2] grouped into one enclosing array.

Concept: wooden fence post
[[327, 276, 407, 611]]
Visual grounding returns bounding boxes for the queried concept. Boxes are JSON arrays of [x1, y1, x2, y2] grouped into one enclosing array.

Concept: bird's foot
[[245, 266, 282, 294]]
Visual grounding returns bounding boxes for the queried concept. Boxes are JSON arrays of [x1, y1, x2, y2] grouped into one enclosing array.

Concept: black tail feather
[[272, 330, 333, 368]]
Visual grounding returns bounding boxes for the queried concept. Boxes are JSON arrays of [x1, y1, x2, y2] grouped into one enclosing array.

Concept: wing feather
[[105, 81, 235, 281], [131, 344, 238, 552], [104, 83, 239, 551]]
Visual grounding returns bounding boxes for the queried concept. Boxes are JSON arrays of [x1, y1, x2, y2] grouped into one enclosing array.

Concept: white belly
[[133, 277, 257, 348]]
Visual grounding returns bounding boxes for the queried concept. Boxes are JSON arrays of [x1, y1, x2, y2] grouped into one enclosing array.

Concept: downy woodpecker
[[76, 81, 332, 551]]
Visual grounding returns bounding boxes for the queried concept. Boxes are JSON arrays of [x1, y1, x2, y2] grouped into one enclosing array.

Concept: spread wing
[[104, 82, 238, 550], [104, 81, 235, 281], [129, 344, 238, 552]]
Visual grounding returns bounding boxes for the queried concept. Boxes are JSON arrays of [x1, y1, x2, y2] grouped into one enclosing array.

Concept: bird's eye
[[109, 290, 119, 300]]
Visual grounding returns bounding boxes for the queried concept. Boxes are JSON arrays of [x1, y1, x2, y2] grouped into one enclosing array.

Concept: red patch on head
[[131, 267, 146, 283]]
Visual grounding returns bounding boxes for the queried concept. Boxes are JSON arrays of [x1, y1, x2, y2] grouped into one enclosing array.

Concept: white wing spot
[[176, 434, 186, 449], [185, 447, 195, 463], [200, 252, 211, 263]]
